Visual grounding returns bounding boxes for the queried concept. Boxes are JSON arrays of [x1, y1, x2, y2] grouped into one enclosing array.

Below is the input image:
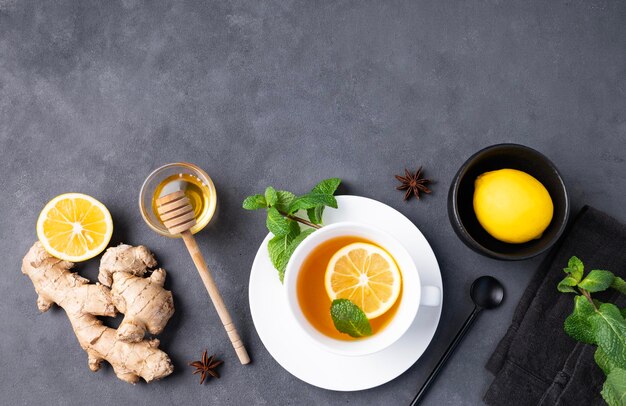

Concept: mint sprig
[[558, 257, 626, 406], [243, 178, 341, 282], [330, 299, 373, 338]]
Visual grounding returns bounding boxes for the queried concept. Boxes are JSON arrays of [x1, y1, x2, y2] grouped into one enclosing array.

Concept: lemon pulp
[[37, 193, 113, 262], [325, 242, 402, 319]]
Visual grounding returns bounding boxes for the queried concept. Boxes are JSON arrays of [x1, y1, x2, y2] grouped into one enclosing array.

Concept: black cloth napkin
[[484, 206, 626, 406]]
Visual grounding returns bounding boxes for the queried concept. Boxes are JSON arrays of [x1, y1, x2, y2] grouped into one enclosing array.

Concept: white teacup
[[284, 222, 441, 357]]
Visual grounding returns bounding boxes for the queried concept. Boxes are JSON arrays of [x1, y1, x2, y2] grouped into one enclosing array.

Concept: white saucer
[[248, 195, 443, 391]]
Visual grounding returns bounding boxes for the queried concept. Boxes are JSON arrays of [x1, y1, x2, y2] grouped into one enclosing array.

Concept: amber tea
[[297, 236, 402, 340]]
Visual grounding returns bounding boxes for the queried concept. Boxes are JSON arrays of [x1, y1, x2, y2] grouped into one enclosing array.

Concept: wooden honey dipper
[[156, 190, 250, 365]]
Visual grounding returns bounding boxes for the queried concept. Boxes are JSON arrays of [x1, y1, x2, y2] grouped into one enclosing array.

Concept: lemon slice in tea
[[325, 242, 402, 319], [37, 193, 113, 262]]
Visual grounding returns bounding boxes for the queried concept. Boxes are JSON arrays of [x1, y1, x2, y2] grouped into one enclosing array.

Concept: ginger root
[[99, 244, 174, 342], [98, 244, 156, 286], [22, 242, 174, 384]]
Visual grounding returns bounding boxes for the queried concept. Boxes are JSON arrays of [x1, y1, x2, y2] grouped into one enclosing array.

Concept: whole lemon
[[473, 169, 553, 244]]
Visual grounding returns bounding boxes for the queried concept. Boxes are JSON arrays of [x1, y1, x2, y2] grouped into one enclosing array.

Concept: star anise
[[189, 350, 223, 384], [395, 167, 433, 201]]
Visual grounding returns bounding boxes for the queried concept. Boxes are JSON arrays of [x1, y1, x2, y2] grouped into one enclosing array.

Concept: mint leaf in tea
[[330, 299, 373, 338]]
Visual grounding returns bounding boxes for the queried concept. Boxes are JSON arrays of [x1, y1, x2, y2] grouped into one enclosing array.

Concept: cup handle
[[420, 285, 441, 307]]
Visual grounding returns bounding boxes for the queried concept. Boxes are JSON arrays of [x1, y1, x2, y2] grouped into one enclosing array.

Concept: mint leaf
[[579, 270, 615, 293], [242, 194, 267, 210], [289, 193, 338, 213], [612, 277, 626, 296], [268, 228, 315, 282], [288, 228, 315, 251], [601, 368, 626, 406], [274, 191, 296, 213], [285, 228, 315, 265], [596, 348, 621, 375], [590, 303, 626, 369], [558, 276, 579, 293], [330, 299, 372, 338], [303, 178, 341, 223], [564, 295, 597, 344], [266, 207, 291, 236], [621, 308, 626, 320], [564, 256, 584, 282], [265, 187, 278, 207], [267, 221, 300, 281], [307, 206, 324, 225], [311, 178, 341, 195]]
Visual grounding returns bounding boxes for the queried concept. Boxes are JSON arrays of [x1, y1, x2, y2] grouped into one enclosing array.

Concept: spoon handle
[[181, 231, 251, 365], [410, 306, 481, 405]]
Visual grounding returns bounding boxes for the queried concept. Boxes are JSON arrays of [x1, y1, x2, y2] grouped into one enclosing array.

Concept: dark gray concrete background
[[1, 1, 625, 405]]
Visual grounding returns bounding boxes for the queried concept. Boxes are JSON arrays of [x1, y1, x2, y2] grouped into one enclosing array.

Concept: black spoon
[[410, 276, 505, 405]]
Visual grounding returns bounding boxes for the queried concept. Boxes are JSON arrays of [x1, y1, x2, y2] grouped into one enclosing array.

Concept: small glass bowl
[[139, 162, 217, 237]]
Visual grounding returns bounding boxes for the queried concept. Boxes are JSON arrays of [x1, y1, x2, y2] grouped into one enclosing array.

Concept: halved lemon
[[325, 242, 402, 319], [36, 193, 113, 262]]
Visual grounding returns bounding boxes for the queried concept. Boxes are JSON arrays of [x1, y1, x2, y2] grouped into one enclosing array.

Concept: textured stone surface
[[1, 1, 625, 405]]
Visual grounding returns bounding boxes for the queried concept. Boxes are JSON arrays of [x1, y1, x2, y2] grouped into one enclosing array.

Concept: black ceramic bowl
[[448, 143, 569, 260]]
